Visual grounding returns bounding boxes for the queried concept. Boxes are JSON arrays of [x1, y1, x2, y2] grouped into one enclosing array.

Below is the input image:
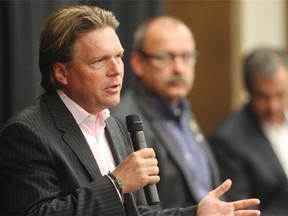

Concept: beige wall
[[165, 0, 287, 136], [241, 0, 287, 54]]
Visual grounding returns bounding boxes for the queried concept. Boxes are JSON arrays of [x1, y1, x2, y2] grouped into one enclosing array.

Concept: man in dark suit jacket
[[209, 47, 288, 216], [0, 5, 261, 216], [111, 16, 221, 209]]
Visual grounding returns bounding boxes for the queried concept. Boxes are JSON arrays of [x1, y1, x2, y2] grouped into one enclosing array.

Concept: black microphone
[[126, 114, 160, 206]]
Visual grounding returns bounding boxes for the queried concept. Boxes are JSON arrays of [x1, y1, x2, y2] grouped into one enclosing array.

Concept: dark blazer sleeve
[[0, 117, 126, 216]]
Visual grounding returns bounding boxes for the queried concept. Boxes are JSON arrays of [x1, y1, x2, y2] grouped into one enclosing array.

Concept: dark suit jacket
[[209, 104, 288, 216], [110, 86, 221, 209], [0, 90, 197, 216]]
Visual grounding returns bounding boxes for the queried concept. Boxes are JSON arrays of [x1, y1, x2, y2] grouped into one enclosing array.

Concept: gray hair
[[244, 47, 288, 93]]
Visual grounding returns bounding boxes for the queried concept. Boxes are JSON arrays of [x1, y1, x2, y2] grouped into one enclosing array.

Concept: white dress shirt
[[262, 110, 288, 178], [57, 90, 116, 175]]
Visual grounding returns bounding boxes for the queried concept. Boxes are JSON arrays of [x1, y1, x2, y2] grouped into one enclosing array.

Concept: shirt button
[[195, 133, 204, 142], [185, 153, 192, 161]]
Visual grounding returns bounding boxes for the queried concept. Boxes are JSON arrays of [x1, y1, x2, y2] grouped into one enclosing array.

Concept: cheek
[[253, 98, 266, 110], [251, 98, 265, 114], [70, 70, 101, 94], [187, 72, 195, 87], [284, 98, 288, 107], [255, 104, 267, 116], [65, 71, 79, 89], [274, 99, 288, 114], [178, 70, 194, 93], [143, 71, 161, 85]]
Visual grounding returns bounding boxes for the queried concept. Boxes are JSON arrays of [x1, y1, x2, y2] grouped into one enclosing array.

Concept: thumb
[[210, 179, 232, 198]]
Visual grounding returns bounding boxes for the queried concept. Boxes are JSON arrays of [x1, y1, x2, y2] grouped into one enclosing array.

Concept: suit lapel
[[188, 117, 222, 187], [253, 125, 288, 183], [247, 106, 288, 183], [149, 119, 201, 198], [42, 90, 102, 181], [105, 117, 131, 165], [136, 91, 201, 199], [105, 117, 140, 215], [62, 126, 102, 180]]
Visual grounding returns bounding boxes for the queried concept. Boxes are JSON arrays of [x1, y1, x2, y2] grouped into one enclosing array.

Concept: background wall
[[241, 0, 287, 53]]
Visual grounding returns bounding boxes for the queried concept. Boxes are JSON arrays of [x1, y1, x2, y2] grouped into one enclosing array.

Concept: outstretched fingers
[[233, 198, 260, 209], [209, 179, 261, 216], [234, 209, 261, 216], [232, 199, 261, 216]]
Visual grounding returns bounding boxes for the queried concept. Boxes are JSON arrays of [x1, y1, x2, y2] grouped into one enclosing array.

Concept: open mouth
[[105, 83, 121, 93]]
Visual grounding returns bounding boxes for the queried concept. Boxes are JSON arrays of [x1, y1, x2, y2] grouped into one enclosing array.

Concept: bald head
[[133, 16, 195, 52]]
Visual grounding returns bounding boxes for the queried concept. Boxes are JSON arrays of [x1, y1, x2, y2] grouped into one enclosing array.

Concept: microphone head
[[126, 114, 143, 132]]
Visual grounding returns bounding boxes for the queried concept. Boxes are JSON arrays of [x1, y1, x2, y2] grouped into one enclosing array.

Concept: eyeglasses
[[138, 50, 198, 68]]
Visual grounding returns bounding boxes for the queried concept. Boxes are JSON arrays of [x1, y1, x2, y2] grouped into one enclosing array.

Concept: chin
[[108, 100, 120, 108], [171, 93, 186, 100]]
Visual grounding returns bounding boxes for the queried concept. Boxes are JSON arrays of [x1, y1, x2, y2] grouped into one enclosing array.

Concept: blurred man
[[111, 16, 221, 209], [209, 47, 288, 216]]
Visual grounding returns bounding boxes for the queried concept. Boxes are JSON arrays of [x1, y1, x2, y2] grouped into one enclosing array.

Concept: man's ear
[[53, 62, 68, 85]]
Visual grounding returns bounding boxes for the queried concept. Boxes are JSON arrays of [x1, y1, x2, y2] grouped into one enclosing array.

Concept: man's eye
[[155, 54, 169, 61], [90, 58, 106, 69], [95, 58, 105, 63], [115, 54, 124, 63], [116, 54, 124, 59]]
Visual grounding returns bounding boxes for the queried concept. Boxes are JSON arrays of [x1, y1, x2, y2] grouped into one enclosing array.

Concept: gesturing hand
[[197, 179, 261, 216]]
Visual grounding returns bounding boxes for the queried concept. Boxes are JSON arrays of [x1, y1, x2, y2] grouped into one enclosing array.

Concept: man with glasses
[[111, 16, 221, 209]]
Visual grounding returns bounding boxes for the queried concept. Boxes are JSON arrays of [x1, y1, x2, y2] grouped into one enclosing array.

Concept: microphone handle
[[130, 131, 160, 206]]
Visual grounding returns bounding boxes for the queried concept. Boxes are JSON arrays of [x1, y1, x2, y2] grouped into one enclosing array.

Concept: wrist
[[107, 171, 123, 195]]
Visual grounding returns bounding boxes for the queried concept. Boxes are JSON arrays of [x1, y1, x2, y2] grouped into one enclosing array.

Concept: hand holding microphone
[[126, 114, 160, 206], [109, 114, 160, 205]]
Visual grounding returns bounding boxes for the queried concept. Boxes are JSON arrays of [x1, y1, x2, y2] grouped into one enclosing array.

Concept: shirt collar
[[57, 90, 110, 125]]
